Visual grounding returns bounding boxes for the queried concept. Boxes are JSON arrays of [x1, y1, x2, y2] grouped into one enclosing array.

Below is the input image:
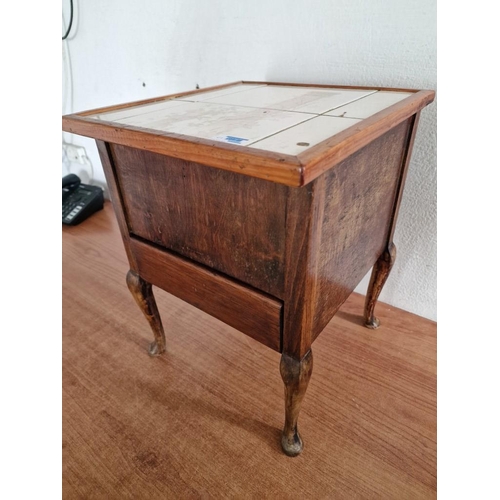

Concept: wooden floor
[[63, 203, 436, 499]]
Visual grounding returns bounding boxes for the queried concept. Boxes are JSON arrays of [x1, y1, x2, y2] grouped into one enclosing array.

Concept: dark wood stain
[[93, 115, 422, 451], [280, 349, 313, 456], [126, 269, 166, 356], [64, 83, 434, 457], [364, 243, 397, 329], [129, 237, 282, 352], [311, 119, 412, 339], [363, 112, 422, 328], [111, 144, 287, 298], [96, 140, 138, 270], [282, 180, 325, 359], [280, 119, 412, 359]]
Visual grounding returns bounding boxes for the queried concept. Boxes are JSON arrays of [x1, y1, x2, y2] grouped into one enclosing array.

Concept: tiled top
[[90, 84, 413, 156]]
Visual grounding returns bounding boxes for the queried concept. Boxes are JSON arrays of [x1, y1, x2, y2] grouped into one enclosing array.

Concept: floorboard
[[63, 202, 436, 499]]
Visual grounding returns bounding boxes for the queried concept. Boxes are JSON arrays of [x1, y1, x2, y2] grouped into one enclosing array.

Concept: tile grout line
[[175, 83, 268, 104], [109, 89, 384, 152], [94, 84, 268, 122], [317, 90, 379, 117], [247, 91, 380, 151]]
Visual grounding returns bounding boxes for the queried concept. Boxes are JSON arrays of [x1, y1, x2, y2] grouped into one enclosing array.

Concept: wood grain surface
[[63, 203, 436, 499], [280, 350, 314, 456], [126, 269, 166, 356], [311, 119, 412, 340], [364, 243, 398, 330], [243, 80, 423, 93], [111, 144, 287, 298], [129, 237, 282, 352], [282, 180, 325, 359]]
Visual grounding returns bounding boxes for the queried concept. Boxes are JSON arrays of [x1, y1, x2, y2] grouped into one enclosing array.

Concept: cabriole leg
[[364, 243, 397, 329], [126, 270, 166, 356], [280, 349, 313, 457]]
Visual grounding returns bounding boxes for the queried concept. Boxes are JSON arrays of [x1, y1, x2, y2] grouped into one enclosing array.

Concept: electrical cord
[[62, 24, 74, 143], [62, 0, 73, 40], [61, 0, 94, 185]]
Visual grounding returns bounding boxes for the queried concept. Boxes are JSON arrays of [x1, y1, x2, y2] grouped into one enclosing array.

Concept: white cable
[[62, 13, 73, 144], [83, 156, 94, 185], [61, 5, 94, 185]]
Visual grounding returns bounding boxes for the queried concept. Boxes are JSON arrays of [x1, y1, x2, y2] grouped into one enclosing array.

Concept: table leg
[[280, 349, 313, 457], [126, 270, 166, 356], [364, 243, 397, 329]]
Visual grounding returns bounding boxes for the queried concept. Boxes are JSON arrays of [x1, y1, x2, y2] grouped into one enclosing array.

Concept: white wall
[[62, 0, 436, 320]]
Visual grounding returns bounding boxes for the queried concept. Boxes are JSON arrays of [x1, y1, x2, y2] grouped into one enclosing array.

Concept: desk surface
[[62, 81, 434, 186]]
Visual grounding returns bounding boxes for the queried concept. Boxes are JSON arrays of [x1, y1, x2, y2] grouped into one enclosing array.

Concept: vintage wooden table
[[62, 81, 434, 456]]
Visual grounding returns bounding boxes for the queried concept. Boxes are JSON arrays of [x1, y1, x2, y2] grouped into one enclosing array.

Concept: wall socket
[[63, 143, 88, 165]]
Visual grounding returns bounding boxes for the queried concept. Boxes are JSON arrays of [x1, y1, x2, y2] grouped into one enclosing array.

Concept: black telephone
[[62, 174, 104, 225]]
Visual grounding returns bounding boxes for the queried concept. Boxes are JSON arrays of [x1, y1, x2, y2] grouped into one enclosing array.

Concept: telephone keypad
[[62, 183, 104, 226]]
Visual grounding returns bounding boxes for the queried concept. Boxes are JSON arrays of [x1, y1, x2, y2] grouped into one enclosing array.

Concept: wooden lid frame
[[62, 81, 435, 187]]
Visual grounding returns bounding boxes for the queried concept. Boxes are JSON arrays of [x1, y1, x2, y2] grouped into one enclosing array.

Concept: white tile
[[91, 99, 186, 122], [325, 91, 413, 119], [90, 84, 264, 122], [89, 86, 408, 154], [114, 102, 313, 146], [202, 85, 376, 114], [175, 84, 266, 102], [249, 116, 361, 155]]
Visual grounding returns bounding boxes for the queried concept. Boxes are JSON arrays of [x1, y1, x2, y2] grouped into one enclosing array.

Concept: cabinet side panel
[[110, 145, 287, 298], [312, 119, 412, 339], [95, 140, 137, 270]]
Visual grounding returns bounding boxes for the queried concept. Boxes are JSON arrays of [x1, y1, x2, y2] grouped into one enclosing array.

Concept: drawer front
[[130, 237, 282, 352], [111, 145, 287, 299]]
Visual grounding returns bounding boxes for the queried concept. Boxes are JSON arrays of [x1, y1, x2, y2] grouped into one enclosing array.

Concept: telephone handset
[[63, 173, 81, 201], [62, 174, 104, 225]]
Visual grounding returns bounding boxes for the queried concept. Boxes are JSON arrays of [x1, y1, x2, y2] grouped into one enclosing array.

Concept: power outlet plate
[[63, 143, 88, 165]]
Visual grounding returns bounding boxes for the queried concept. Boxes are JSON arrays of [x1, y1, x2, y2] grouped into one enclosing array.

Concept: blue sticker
[[213, 135, 250, 145]]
